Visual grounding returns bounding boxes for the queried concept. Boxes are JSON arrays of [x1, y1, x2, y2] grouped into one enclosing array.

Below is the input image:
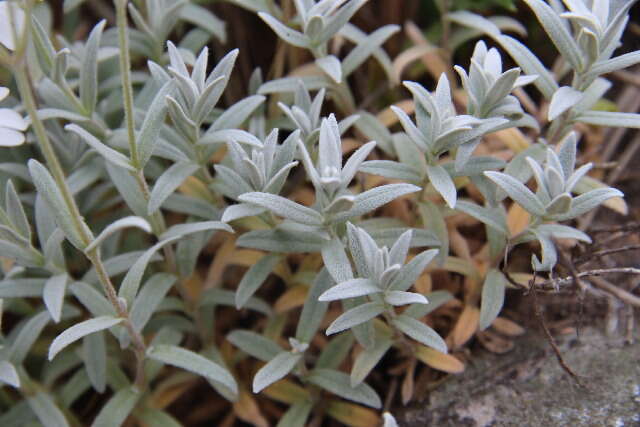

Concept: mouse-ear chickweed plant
[[0, 0, 638, 425]]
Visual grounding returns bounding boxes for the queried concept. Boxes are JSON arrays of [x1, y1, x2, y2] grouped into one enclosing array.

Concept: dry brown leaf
[[477, 330, 515, 354], [204, 236, 238, 289], [274, 285, 309, 313], [414, 345, 465, 374], [326, 400, 380, 427], [507, 203, 531, 236], [492, 127, 531, 152], [491, 317, 526, 336], [401, 358, 416, 405], [262, 379, 310, 405], [233, 390, 269, 427], [448, 305, 480, 349]]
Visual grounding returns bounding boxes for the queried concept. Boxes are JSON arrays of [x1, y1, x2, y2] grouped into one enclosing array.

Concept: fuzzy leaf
[[91, 387, 140, 427], [227, 330, 283, 362], [484, 171, 546, 216], [65, 125, 134, 171], [147, 345, 238, 395], [479, 269, 507, 330], [148, 162, 200, 214], [548, 86, 582, 120], [44, 274, 68, 323], [326, 302, 385, 335], [0, 361, 20, 388], [85, 217, 151, 253], [252, 351, 301, 393], [319, 278, 380, 302], [308, 368, 381, 409], [236, 254, 281, 309], [49, 316, 123, 361], [391, 315, 447, 353], [426, 164, 457, 208], [239, 192, 323, 226]]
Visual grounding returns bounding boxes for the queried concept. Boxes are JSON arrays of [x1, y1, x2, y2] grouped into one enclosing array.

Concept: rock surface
[[398, 327, 640, 426]]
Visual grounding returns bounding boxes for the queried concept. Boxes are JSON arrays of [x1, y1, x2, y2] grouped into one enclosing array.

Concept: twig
[[529, 273, 584, 387], [537, 268, 640, 291], [575, 244, 640, 265], [589, 277, 640, 308]]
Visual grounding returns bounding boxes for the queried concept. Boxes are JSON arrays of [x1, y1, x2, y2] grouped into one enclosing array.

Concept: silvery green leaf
[[137, 82, 172, 168], [479, 269, 507, 330], [447, 11, 501, 38], [556, 132, 577, 178], [179, 3, 226, 42], [548, 86, 583, 120], [0, 240, 42, 268], [546, 193, 572, 215], [496, 35, 558, 99], [147, 345, 238, 395], [227, 330, 283, 362], [573, 78, 611, 115], [558, 187, 623, 220], [91, 387, 140, 427], [137, 408, 182, 427], [308, 368, 381, 408], [384, 291, 428, 306], [531, 229, 557, 272], [166, 96, 198, 142], [200, 288, 272, 316], [316, 55, 342, 83], [0, 162, 31, 182], [319, 0, 368, 44], [390, 105, 426, 152], [383, 413, 399, 427], [80, 20, 105, 113], [239, 192, 323, 226], [105, 163, 147, 217], [535, 223, 591, 243], [391, 315, 447, 353], [350, 335, 391, 387], [341, 141, 376, 185], [8, 311, 50, 364], [404, 290, 453, 318], [294, 268, 333, 342], [276, 400, 313, 427], [31, 16, 55, 74], [70, 282, 115, 317], [588, 51, 640, 78], [316, 333, 354, 369], [359, 160, 422, 183], [523, 0, 583, 71], [28, 160, 88, 250], [389, 249, 438, 292], [49, 316, 123, 361], [44, 274, 67, 323], [321, 237, 353, 283], [235, 254, 281, 309], [576, 111, 640, 128], [354, 111, 394, 155], [130, 273, 176, 332], [0, 360, 20, 388], [210, 95, 266, 131], [326, 301, 385, 335], [484, 171, 546, 216], [252, 351, 301, 393], [5, 180, 30, 240], [336, 183, 420, 221], [27, 392, 69, 427], [119, 236, 181, 305], [318, 278, 380, 302], [221, 203, 266, 223], [259, 75, 331, 94], [213, 165, 253, 199], [341, 25, 400, 77], [65, 125, 134, 171], [163, 194, 219, 219], [148, 162, 199, 215], [426, 164, 457, 208], [85, 217, 152, 253], [83, 331, 106, 393], [258, 13, 309, 48], [200, 129, 263, 147], [238, 228, 327, 253], [456, 200, 509, 235]]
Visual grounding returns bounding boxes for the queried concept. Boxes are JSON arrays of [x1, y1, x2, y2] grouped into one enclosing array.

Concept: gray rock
[[398, 327, 640, 426]]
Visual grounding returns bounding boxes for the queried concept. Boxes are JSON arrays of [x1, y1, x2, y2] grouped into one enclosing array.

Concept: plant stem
[[88, 250, 148, 389], [115, 0, 139, 168]]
